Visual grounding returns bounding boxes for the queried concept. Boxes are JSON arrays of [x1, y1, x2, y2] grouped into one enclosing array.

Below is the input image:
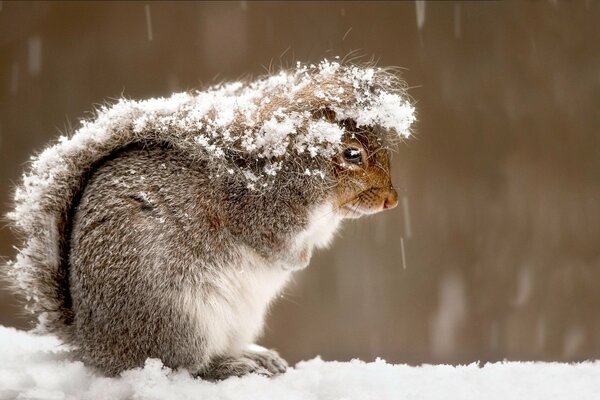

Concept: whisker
[[309, 195, 361, 224]]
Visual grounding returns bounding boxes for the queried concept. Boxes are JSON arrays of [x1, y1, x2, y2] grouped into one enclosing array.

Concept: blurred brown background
[[1, 1, 599, 365]]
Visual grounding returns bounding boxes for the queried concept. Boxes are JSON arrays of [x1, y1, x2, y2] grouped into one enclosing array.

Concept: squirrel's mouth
[[340, 202, 380, 219], [339, 187, 398, 219], [340, 204, 367, 219]]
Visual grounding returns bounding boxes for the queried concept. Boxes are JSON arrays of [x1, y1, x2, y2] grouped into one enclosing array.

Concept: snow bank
[[1, 326, 599, 400]]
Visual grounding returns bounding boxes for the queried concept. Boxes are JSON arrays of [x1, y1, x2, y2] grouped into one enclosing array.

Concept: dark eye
[[343, 147, 363, 164]]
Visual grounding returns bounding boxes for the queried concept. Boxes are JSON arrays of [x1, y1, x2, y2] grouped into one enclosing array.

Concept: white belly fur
[[179, 251, 290, 360], [180, 201, 342, 359]]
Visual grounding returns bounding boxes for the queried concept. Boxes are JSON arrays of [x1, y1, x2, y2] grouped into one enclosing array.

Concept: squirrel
[[4, 60, 415, 378]]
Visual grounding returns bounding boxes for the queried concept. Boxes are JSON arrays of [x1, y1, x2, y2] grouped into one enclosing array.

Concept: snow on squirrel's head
[[27, 59, 414, 219], [120, 59, 416, 216]]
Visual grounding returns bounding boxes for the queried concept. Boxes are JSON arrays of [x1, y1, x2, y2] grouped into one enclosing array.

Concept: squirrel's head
[[330, 118, 399, 219]]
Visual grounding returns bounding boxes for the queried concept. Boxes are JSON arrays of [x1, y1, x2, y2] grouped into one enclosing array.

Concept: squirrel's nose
[[383, 188, 399, 210]]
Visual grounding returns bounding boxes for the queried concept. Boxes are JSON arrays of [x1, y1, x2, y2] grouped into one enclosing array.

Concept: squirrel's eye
[[342, 147, 363, 165]]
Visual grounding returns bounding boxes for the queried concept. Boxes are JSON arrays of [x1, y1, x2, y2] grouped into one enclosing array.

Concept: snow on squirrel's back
[[1, 325, 599, 400]]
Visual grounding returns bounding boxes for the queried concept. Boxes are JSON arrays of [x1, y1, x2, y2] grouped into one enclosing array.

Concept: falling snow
[[415, 1, 426, 31], [431, 271, 467, 357], [454, 4, 462, 39], [27, 35, 42, 76], [145, 4, 153, 41], [402, 195, 412, 239], [400, 237, 407, 270], [10, 62, 19, 94]]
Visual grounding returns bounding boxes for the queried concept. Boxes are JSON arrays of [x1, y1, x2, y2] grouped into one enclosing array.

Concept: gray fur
[[68, 144, 321, 375]]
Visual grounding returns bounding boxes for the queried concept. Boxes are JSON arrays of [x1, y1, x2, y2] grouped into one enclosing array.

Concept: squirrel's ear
[[311, 107, 337, 122]]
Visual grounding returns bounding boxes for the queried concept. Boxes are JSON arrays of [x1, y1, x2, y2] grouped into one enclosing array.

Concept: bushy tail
[[4, 98, 215, 337], [4, 104, 147, 337]]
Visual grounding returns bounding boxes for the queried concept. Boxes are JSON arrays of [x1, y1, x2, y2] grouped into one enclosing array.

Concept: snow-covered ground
[[1, 325, 599, 400]]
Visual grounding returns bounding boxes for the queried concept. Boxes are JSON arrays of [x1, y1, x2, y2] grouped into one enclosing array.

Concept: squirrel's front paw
[[201, 356, 272, 380], [243, 344, 288, 375]]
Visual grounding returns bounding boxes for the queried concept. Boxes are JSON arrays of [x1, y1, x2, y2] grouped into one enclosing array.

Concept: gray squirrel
[[4, 60, 415, 378]]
